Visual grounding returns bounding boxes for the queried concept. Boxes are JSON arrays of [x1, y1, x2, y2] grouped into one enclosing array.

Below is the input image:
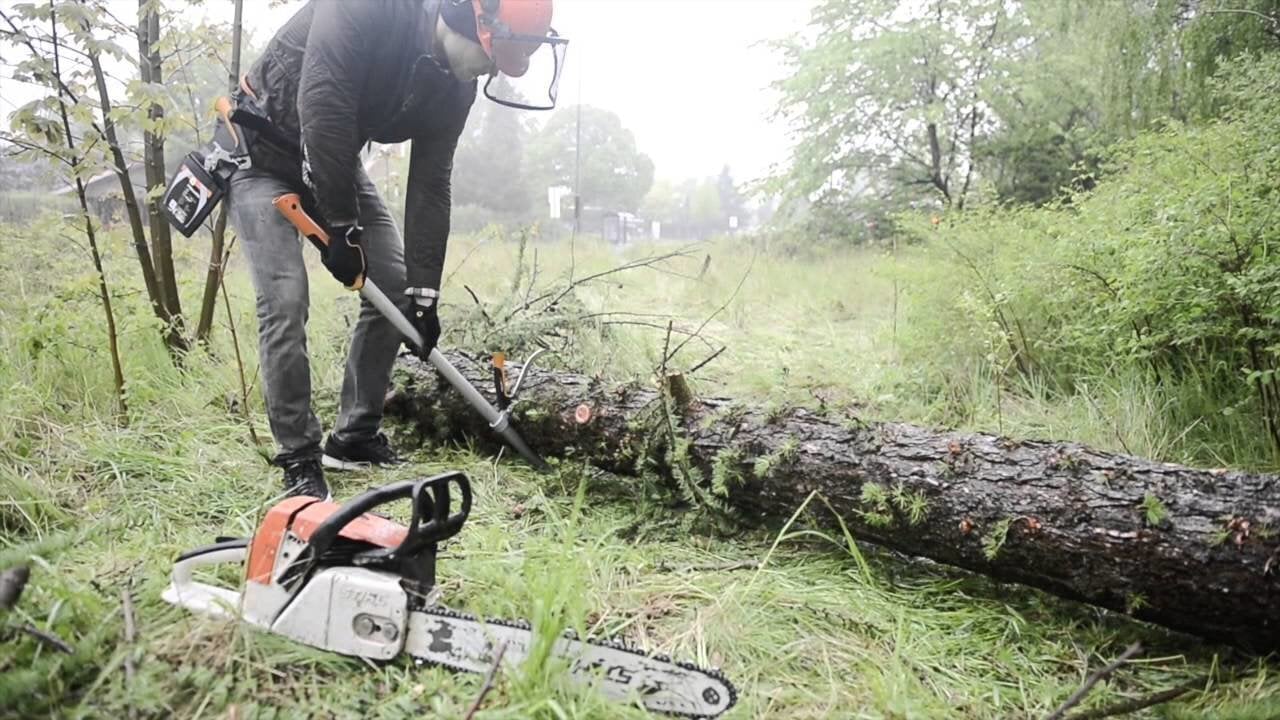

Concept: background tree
[[525, 105, 654, 213], [3, 0, 241, 354], [452, 76, 532, 217], [1181, 0, 1280, 117], [137, 0, 184, 343], [639, 179, 681, 223], [0, 0, 131, 417], [715, 165, 745, 225], [770, 0, 1028, 217], [192, 1, 244, 343]]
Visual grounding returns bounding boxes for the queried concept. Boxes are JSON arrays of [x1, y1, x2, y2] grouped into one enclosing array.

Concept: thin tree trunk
[[49, 3, 127, 422], [84, 29, 180, 351], [926, 121, 950, 203], [388, 352, 1280, 651], [196, 0, 243, 344], [219, 239, 262, 447], [138, 0, 184, 331]]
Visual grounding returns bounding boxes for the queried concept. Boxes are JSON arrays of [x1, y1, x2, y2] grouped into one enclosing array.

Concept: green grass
[[2, 223, 1278, 718]]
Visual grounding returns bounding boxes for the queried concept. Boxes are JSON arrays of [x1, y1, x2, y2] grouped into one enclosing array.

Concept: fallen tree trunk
[[387, 352, 1280, 651]]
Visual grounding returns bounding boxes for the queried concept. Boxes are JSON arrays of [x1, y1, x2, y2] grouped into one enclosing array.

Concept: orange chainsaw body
[[245, 496, 408, 586]]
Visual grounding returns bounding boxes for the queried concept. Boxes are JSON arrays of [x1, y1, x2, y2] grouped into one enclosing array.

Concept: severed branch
[[687, 345, 727, 376], [598, 320, 718, 354], [663, 252, 755, 367], [1204, 9, 1280, 40], [463, 285, 495, 327], [657, 559, 759, 573], [462, 641, 509, 720], [506, 247, 700, 321], [1068, 675, 1207, 720], [1043, 642, 1143, 720], [121, 580, 142, 719], [121, 582, 138, 700], [16, 623, 73, 653]]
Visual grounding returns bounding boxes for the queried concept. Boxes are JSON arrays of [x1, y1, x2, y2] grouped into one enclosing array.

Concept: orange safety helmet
[[473, 0, 554, 78], [444, 0, 568, 110]]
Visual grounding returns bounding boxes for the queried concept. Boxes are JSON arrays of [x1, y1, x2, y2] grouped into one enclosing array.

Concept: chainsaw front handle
[[308, 473, 472, 566], [162, 539, 248, 618]]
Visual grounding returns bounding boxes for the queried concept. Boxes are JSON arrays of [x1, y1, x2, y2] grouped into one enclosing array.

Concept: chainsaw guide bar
[[409, 604, 737, 718]]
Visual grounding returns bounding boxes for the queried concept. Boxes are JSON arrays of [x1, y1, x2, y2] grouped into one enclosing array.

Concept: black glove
[[407, 289, 441, 356], [322, 224, 367, 290]]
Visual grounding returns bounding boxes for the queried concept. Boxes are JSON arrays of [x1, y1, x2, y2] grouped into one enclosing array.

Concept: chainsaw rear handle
[[163, 539, 249, 618], [307, 472, 471, 567]]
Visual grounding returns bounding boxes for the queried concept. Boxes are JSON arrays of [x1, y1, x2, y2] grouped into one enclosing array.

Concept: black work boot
[[281, 456, 331, 501], [321, 432, 405, 471]]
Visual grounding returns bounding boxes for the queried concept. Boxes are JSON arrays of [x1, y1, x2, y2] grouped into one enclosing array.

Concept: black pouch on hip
[[162, 92, 262, 237], [163, 152, 227, 237]]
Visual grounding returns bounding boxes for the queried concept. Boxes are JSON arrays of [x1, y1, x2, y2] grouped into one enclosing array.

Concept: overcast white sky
[[0, 0, 815, 183]]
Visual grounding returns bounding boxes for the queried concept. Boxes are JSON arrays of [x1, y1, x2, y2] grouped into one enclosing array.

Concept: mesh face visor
[[483, 28, 569, 111]]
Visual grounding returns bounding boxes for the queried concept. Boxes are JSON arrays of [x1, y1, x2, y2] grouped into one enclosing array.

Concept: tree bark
[[137, 1, 183, 327], [387, 352, 1280, 651], [85, 27, 186, 353], [49, 4, 128, 424], [195, 0, 243, 344]]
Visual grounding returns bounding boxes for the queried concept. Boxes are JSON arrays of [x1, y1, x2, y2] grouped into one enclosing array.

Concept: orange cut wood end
[[574, 404, 592, 424]]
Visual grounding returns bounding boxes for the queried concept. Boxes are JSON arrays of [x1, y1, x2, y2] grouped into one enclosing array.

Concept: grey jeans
[[228, 167, 409, 461]]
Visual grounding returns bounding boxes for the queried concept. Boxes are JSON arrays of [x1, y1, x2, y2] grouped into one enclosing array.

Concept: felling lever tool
[[163, 473, 738, 718], [273, 193, 548, 472]]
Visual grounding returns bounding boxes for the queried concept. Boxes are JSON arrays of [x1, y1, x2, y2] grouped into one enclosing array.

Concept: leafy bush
[[895, 54, 1280, 467]]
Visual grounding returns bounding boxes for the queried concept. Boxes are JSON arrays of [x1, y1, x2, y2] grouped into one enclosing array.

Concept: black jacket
[[245, 0, 476, 290]]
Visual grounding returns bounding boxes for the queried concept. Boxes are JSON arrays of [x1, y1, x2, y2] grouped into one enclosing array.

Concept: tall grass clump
[[891, 53, 1280, 470]]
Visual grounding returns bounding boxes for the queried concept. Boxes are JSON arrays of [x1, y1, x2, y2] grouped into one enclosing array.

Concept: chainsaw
[[163, 473, 737, 718]]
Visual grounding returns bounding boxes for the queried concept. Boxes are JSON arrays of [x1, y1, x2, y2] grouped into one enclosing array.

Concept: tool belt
[[162, 76, 296, 237]]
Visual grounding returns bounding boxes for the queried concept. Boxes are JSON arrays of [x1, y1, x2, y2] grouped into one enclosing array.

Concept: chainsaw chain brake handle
[[301, 472, 471, 597]]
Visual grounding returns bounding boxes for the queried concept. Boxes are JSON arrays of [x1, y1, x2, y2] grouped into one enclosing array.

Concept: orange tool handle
[[214, 96, 240, 148], [272, 193, 330, 246]]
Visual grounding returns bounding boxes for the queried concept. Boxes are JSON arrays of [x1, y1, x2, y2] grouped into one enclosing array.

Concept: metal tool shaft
[[360, 279, 549, 472]]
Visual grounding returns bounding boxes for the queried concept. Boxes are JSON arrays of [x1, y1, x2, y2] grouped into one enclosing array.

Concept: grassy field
[[2, 225, 1279, 718]]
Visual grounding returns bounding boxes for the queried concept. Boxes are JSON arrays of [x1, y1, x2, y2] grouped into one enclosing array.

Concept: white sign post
[[547, 186, 572, 219]]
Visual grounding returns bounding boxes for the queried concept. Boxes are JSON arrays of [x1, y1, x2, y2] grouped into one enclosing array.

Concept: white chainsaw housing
[[163, 537, 409, 660]]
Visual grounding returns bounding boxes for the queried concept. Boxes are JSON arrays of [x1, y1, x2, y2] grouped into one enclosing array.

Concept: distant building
[[52, 161, 147, 227]]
